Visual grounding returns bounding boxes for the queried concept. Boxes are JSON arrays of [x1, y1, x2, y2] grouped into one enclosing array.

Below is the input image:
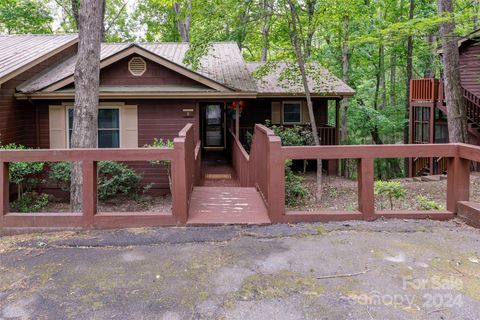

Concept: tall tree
[[173, 0, 191, 42], [438, 0, 468, 143], [70, 0, 104, 211], [340, 14, 350, 177], [286, 0, 323, 200], [260, 0, 273, 61]]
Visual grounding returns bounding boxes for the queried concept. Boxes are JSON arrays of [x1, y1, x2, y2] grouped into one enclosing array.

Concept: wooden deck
[[187, 187, 271, 225]]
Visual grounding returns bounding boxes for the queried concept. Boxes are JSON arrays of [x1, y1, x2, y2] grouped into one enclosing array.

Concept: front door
[[202, 103, 225, 150]]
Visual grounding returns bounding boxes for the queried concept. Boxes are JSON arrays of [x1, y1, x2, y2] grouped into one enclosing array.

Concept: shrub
[[285, 160, 310, 207], [11, 192, 49, 213], [374, 180, 407, 210], [416, 195, 444, 211], [49, 161, 142, 200], [0, 143, 45, 199]]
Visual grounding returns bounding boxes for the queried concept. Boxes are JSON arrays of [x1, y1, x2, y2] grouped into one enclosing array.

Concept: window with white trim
[[68, 108, 120, 148], [282, 101, 302, 124]]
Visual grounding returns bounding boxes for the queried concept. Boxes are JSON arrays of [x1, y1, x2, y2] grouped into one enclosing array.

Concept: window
[[68, 108, 120, 148], [413, 106, 430, 143], [282, 102, 302, 124]]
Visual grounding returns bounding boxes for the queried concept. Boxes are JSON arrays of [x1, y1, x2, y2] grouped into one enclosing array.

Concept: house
[[0, 34, 354, 193], [409, 29, 480, 176]]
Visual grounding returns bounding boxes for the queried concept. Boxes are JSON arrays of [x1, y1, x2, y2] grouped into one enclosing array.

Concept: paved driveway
[[1, 219, 480, 319]]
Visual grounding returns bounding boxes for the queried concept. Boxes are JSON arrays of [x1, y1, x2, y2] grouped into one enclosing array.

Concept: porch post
[[0, 162, 9, 227], [358, 158, 375, 220], [82, 160, 97, 227], [235, 103, 240, 139], [447, 157, 470, 213]]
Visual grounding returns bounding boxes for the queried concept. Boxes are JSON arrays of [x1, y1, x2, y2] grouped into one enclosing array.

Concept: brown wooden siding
[[459, 42, 480, 97], [100, 55, 206, 87], [0, 44, 78, 146], [240, 98, 328, 127]]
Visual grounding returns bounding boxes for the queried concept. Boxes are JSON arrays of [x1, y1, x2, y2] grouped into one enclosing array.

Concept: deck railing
[[249, 124, 473, 223], [410, 79, 438, 101], [0, 124, 197, 230]]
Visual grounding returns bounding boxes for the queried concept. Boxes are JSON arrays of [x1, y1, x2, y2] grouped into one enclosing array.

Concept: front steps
[[187, 187, 270, 225]]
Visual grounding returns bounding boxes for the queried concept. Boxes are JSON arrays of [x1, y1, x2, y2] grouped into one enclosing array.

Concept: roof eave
[[0, 36, 79, 87]]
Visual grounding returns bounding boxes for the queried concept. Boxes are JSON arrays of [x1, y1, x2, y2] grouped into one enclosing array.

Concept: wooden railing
[[0, 124, 198, 230], [249, 124, 474, 223], [239, 125, 337, 146], [464, 87, 480, 126], [228, 129, 253, 187], [410, 79, 438, 101]]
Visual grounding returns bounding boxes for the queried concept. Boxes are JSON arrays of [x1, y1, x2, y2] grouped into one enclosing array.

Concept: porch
[[1, 122, 479, 231]]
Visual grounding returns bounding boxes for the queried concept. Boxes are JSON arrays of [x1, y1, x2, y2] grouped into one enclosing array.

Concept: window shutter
[[271, 101, 281, 124], [302, 100, 310, 124], [121, 105, 138, 148], [49, 105, 66, 148]]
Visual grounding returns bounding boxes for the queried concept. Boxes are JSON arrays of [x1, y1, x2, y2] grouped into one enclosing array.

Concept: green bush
[[11, 192, 49, 213], [416, 195, 444, 211], [0, 143, 45, 198], [265, 120, 314, 146], [49, 161, 142, 200], [285, 160, 310, 207], [374, 180, 407, 210]]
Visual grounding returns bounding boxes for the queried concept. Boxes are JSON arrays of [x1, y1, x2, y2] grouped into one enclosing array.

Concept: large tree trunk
[[174, 0, 191, 42], [70, 0, 104, 212], [438, 0, 468, 143], [71, 0, 80, 30], [287, 0, 322, 201], [340, 15, 350, 177]]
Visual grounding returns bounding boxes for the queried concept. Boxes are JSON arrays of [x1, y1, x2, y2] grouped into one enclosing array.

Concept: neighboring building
[[0, 34, 354, 192], [409, 30, 480, 176]]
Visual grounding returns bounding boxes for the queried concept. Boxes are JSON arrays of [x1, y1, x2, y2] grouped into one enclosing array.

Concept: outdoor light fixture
[[183, 108, 194, 117]]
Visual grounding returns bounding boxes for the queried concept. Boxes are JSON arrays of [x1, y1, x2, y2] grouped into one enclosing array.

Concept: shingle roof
[[18, 42, 257, 93], [246, 62, 355, 96], [0, 34, 78, 84], [11, 35, 353, 97]]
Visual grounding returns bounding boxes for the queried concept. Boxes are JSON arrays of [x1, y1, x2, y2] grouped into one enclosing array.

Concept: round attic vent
[[128, 57, 147, 76]]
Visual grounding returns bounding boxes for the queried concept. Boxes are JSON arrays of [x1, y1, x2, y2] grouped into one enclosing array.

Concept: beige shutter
[[121, 105, 138, 148], [302, 100, 310, 124], [49, 105, 66, 148], [271, 101, 281, 124]]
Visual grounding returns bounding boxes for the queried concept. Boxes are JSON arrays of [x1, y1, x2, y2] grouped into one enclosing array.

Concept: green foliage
[[285, 160, 309, 207], [416, 195, 444, 211], [49, 161, 142, 200], [0, 143, 45, 197], [0, 0, 53, 34], [11, 192, 48, 213], [265, 121, 314, 146], [374, 180, 407, 210]]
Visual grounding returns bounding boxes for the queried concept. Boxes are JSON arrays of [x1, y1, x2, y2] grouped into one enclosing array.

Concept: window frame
[[66, 106, 122, 148], [282, 101, 302, 125]]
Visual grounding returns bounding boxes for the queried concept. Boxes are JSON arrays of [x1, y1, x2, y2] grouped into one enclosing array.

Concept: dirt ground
[[292, 173, 480, 212], [1, 220, 480, 319], [13, 194, 173, 213]]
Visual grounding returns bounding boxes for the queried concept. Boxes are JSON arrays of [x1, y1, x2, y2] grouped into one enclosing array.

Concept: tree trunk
[[389, 50, 396, 107], [260, 0, 272, 61], [70, 0, 103, 212], [405, 0, 414, 174], [424, 34, 436, 78], [71, 0, 80, 29], [174, 0, 191, 42], [378, 43, 386, 110], [340, 15, 350, 177], [438, 0, 468, 143], [287, 0, 322, 201], [304, 0, 317, 58]]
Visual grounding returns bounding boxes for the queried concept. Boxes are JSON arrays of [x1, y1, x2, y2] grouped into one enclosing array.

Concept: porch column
[[235, 103, 240, 139]]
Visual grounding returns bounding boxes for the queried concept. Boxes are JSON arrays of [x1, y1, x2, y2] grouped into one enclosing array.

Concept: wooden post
[[173, 137, 188, 224], [0, 162, 9, 227], [235, 103, 240, 139], [82, 160, 97, 227], [447, 157, 470, 213], [267, 136, 285, 223], [429, 104, 435, 174], [358, 158, 375, 220]]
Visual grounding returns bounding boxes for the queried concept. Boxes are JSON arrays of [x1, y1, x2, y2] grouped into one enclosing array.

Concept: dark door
[[202, 103, 225, 149]]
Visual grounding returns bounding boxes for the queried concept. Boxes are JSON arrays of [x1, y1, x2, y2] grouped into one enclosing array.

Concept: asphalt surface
[[1, 219, 480, 319]]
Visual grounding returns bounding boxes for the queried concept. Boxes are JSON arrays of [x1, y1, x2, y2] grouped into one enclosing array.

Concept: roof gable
[[0, 34, 78, 86], [18, 44, 234, 93]]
